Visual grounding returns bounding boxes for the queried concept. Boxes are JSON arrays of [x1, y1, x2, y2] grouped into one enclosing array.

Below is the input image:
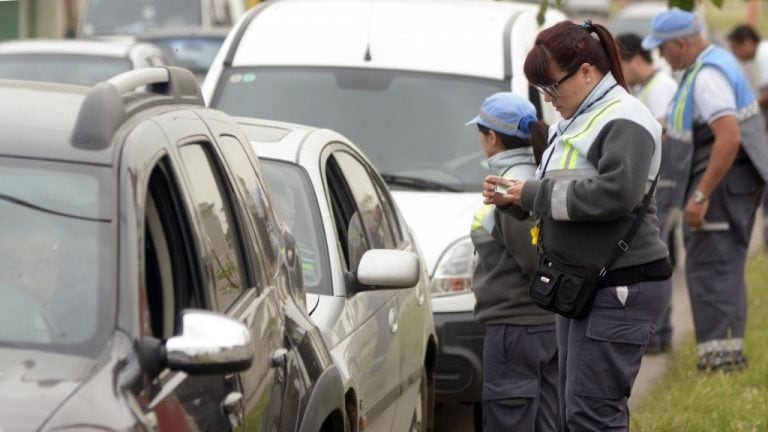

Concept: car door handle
[[270, 348, 288, 368], [221, 392, 244, 429], [388, 307, 398, 333]]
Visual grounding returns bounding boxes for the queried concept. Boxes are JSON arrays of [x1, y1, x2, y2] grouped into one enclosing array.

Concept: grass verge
[[631, 252, 768, 431]]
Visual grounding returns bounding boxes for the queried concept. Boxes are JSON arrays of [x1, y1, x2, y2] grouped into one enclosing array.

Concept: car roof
[[230, 0, 545, 80], [0, 67, 204, 166], [235, 116, 357, 165], [0, 79, 114, 165], [0, 39, 149, 58]]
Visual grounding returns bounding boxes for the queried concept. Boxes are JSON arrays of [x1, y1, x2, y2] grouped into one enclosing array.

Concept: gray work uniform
[[511, 72, 672, 430], [667, 46, 768, 364], [471, 148, 558, 432], [556, 282, 671, 431]]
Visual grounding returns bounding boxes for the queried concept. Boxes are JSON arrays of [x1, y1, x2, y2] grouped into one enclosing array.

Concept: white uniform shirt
[[692, 46, 737, 125], [632, 70, 678, 123]]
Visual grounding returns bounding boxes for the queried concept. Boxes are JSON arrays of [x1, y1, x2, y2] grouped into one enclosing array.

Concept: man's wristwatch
[[692, 189, 709, 204]]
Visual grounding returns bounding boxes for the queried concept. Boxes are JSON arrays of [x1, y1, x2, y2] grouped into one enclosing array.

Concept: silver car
[[238, 117, 437, 432], [0, 39, 168, 86]]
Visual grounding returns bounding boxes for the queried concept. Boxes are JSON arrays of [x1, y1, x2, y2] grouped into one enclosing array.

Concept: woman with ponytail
[[466, 92, 557, 431], [483, 21, 673, 431]]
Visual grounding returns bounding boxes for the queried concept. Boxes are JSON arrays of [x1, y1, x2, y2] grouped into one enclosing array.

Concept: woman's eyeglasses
[[534, 67, 579, 99]]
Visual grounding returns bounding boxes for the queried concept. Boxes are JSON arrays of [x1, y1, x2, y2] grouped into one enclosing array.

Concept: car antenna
[[364, 0, 373, 61]]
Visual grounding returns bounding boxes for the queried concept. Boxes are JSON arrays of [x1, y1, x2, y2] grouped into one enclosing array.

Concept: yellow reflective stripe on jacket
[[639, 74, 659, 105], [559, 99, 622, 169], [471, 204, 494, 231], [672, 62, 704, 131]]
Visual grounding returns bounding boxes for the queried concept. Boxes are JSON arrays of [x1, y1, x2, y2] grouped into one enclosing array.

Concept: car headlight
[[431, 236, 474, 296]]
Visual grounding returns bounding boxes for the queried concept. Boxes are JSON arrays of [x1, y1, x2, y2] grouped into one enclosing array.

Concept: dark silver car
[[0, 68, 346, 432]]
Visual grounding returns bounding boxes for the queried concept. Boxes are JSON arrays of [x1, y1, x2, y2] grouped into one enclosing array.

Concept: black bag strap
[[598, 173, 660, 277]]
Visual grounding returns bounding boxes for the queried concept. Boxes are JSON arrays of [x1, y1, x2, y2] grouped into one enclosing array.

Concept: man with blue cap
[[466, 92, 558, 431], [643, 7, 768, 372]]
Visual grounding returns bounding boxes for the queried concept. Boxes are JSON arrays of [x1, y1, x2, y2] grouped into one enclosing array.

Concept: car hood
[[391, 190, 482, 273], [0, 347, 94, 431]]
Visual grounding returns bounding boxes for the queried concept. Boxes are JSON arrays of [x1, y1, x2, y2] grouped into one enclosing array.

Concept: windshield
[[0, 158, 113, 356], [81, 0, 202, 36], [213, 67, 509, 191], [260, 160, 332, 296], [0, 54, 132, 86]]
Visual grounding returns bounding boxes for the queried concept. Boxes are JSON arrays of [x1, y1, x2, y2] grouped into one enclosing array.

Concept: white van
[[203, 0, 566, 417]]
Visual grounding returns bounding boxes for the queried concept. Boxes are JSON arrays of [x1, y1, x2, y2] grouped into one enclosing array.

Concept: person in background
[[727, 24, 768, 246], [643, 8, 768, 372], [727, 24, 768, 124], [483, 20, 672, 431], [617, 32, 680, 354], [466, 92, 557, 431]]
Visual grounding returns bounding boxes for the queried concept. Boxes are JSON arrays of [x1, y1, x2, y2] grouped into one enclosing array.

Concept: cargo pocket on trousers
[[574, 316, 651, 399], [483, 377, 538, 404]]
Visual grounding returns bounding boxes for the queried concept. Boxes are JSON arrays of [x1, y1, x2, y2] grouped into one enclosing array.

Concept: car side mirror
[[164, 310, 254, 374], [352, 249, 421, 293]]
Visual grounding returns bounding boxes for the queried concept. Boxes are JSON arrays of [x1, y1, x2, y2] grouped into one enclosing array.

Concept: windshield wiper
[[381, 174, 461, 192], [0, 192, 107, 222]]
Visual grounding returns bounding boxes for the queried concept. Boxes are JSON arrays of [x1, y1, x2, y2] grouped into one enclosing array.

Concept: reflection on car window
[[334, 152, 395, 250], [218, 135, 278, 276], [179, 145, 245, 311], [0, 158, 111, 354], [261, 160, 332, 296]]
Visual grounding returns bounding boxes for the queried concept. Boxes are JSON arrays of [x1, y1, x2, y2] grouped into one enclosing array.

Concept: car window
[[213, 67, 509, 191], [326, 156, 367, 271], [333, 151, 396, 250], [143, 160, 205, 339], [261, 160, 332, 296], [0, 54, 132, 86], [179, 144, 246, 312], [0, 158, 112, 355], [217, 134, 278, 277]]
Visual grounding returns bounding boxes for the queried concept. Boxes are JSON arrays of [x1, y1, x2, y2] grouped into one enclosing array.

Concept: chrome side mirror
[[165, 310, 254, 374]]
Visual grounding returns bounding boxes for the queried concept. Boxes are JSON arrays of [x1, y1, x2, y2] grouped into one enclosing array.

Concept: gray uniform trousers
[[482, 324, 558, 432], [557, 281, 671, 431], [685, 160, 765, 350]]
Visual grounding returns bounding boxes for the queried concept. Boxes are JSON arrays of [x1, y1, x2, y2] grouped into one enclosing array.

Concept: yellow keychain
[[530, 224, 540, 246]]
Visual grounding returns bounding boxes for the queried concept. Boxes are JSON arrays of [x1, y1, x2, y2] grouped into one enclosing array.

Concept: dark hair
[[616, 33, 653, 64], [728, 24, 760, 44], [477, 121, 548, 165], [524, 21, 628, 91]]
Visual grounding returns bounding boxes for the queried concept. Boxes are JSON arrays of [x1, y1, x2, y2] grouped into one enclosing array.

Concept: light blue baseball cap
[[641, 7, 703, 50], [465, 92, 536, 139]]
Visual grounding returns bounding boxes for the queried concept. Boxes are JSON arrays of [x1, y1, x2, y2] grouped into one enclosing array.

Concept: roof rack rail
[[71, 66, 204, 150]]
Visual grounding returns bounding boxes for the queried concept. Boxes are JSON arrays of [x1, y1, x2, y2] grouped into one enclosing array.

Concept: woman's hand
[[482, 175, 525, 206]]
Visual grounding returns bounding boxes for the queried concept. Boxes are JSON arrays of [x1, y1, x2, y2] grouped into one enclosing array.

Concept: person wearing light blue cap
[[644, 7, 768, 372], [466, 92, 558, 431]]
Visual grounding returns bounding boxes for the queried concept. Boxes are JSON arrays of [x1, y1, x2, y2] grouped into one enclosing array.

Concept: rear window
[[0, 54, 132, 86], [80, 0, 202, 36]]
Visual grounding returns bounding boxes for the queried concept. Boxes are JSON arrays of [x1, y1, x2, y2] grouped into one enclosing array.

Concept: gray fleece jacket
[[516, 73, 670, 280], [471, 149, 555, 326]]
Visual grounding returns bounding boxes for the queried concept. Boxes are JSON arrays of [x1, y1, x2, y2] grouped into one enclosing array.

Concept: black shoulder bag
[[528, 175, 659, 319]]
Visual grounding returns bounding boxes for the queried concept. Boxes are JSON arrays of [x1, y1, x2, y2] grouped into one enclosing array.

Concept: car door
[[323, 145, 401, 431], [212, 129, 318, 432], [118, 118, 233, 432], [152, 109, 287, 430], [332, 146, 429, 426]]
